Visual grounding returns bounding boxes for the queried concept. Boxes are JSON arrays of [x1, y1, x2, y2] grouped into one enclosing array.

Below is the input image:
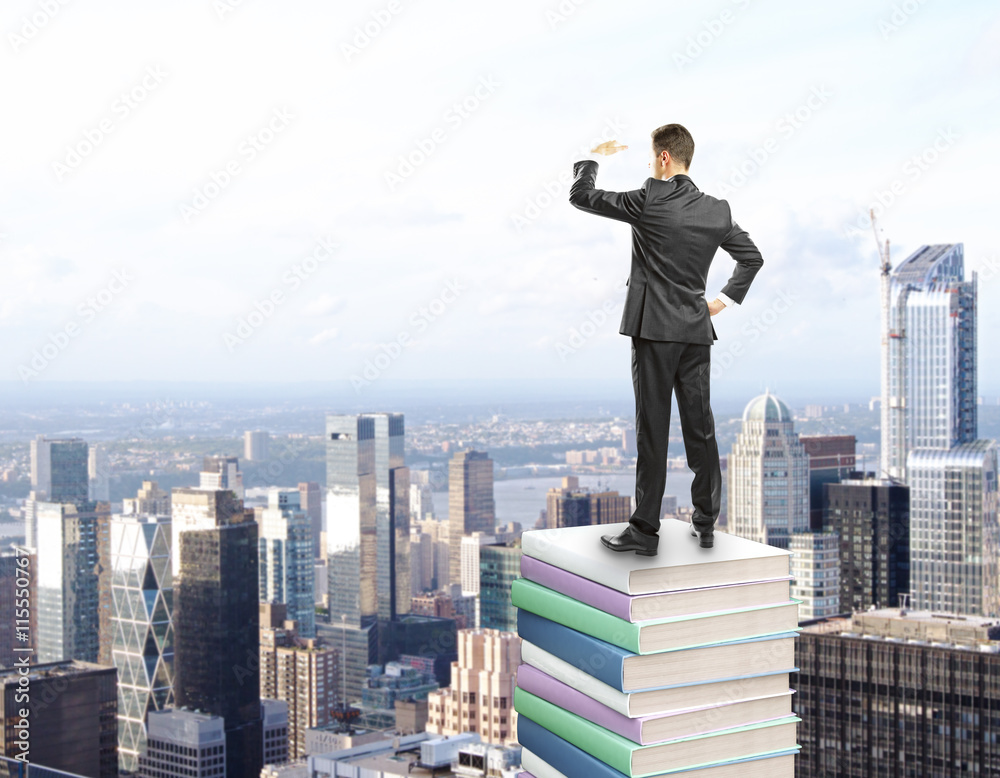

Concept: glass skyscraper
[[110, 513, 173, 773], [448, 450, 496, 586], [882, 243, 977, 483], [258, 487, 315, 637]]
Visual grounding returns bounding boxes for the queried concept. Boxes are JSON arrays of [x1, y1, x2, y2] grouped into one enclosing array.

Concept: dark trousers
[[628, 336, 721, 537]]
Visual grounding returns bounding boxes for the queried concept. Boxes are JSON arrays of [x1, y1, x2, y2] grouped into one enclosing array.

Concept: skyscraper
[[244, 429, 270, 462], [800, 434, 856, 531], [881, 244, 976, 483], [198, 454, 245, 500], [259, 487, 315, 637], [908, 440, 999, 617], [298, 480, 323, 560], [326, 412, 410, 626], [36, 500, 109, 663], [788, 531, 840, 620], [110, 513, 173, 773], [448, 450, 495, 586], [0, 660, 118, 776], [727, 391, 810, 549], [544, 476, 631, 529], [27, 435, 89, 547], [122, 480, 171, 516], [823, 475, 910, 612], [479, 543, 521, 632], [172, 487, 262, 778], [89, 443, 110, 502], [140, 708, 226, 777]]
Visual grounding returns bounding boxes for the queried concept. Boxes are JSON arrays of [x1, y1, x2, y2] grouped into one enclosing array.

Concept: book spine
[[521, 530, 630, 592], [517, 664, 642, 741], [512, 578, 641, 653], [520, 555, 633, 621], [514, 688, 635, 776], [517, 610, 628, 691], [519, 641, 631, 716], [518, 716, 627, 778]]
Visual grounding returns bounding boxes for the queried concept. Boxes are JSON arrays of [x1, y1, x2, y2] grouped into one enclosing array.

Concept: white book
[[521, 519, 791, 594], [521, 746, 797, 778], [519, 640, 794, 719]]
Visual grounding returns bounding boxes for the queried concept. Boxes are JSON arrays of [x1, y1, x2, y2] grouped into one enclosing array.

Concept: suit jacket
[[569, 160, 763, 344]]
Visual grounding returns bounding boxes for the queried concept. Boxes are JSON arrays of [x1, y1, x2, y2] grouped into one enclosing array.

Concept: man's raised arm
[[568, 159, 646, 225]]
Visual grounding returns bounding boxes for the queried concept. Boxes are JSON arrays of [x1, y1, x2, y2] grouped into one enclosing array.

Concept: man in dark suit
[[568, 123, 763, 554]]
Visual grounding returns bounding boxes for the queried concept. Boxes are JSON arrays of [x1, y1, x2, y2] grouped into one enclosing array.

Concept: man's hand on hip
[[707, 298, 727, 316]]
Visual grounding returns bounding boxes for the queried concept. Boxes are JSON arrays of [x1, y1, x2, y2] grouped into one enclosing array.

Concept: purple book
[[515, 663, 794, 746], [519, 554, 791, 623]]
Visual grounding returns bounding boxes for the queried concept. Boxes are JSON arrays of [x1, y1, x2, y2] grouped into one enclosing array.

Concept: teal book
[[511, 577, 800, 654]]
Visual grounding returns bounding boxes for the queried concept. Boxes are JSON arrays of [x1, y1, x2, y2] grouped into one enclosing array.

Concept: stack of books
[[512, 519, 801, 778]]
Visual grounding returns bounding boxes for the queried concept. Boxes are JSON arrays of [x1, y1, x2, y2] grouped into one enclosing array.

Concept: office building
[[297, 481, 323, 561], [448, 450, 496, 586], [426, 628, 520, 745], [0, 660, 117, 777], [245, 429, 270, 462], [172, 487, 262, 778], [198, 454, 245, 500], [789, 531, 840, 620], [140, 708, 226, 778], [0, 548, 35, 667], [262, 698, 290, 766], [479, 543, 521, 632], [27, 435, 89, 547], [88, 444, 110, 502], [908, 440, 999, 617], [36, 500, 110, 664], [123, 480, 171, 517], [544, 476, 631, 529], [881, 244, 976, 483], [358, 661, 439, 730], [110, 513, 174, 773], [259, 488, 315, 637], [823, 476, 910, 612], [727, 390, 810, 549], [800, 434, 856, 530], [794, 608, 1000, 776]]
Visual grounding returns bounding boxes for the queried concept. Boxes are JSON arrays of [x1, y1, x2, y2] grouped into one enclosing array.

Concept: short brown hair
[[650, 124, 694, 169]]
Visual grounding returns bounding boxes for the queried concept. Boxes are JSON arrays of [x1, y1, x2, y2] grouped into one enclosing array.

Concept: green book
[[514, 687, 800, 778], [510, 577, 800, 654]]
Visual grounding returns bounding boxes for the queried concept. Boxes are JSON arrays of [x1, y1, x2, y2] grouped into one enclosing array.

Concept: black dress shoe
[[601, 525, 658, 556], [690, 524, 714, 548]]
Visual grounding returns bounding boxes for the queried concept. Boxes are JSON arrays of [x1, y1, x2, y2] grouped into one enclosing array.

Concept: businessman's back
[[569, 156, 762, 344]]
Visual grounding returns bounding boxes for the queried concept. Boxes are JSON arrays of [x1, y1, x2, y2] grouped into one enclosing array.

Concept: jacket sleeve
[[718, 216, 763, 305], [568, 160, 645, 225]]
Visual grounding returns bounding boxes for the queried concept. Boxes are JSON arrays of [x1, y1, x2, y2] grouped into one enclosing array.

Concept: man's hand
[[591, 140, 628, 156], [707, 298, 726, 316]]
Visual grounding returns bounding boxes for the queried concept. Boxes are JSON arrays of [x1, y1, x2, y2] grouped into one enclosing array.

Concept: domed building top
[[742, 389, 793, 423]]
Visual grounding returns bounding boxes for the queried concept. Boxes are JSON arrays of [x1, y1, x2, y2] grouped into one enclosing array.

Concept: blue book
[[518, 715, 799, 778], [517, 609, 798, 693]]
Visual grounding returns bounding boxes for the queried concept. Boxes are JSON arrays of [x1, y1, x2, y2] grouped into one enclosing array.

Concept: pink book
[[515, 663, 794, 745], [519, 554, 791, 623]]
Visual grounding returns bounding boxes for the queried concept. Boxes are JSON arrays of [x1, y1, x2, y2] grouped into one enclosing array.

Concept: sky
[[2, 0, 999, 406]]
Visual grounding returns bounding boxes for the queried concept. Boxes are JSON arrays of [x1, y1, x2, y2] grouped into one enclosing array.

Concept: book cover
[[521, 520, 790, 595]]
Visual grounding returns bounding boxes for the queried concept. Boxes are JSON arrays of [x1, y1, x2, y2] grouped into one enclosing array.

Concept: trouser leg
[[630, 337, 683, 536], [674, 342, 722, 532]]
